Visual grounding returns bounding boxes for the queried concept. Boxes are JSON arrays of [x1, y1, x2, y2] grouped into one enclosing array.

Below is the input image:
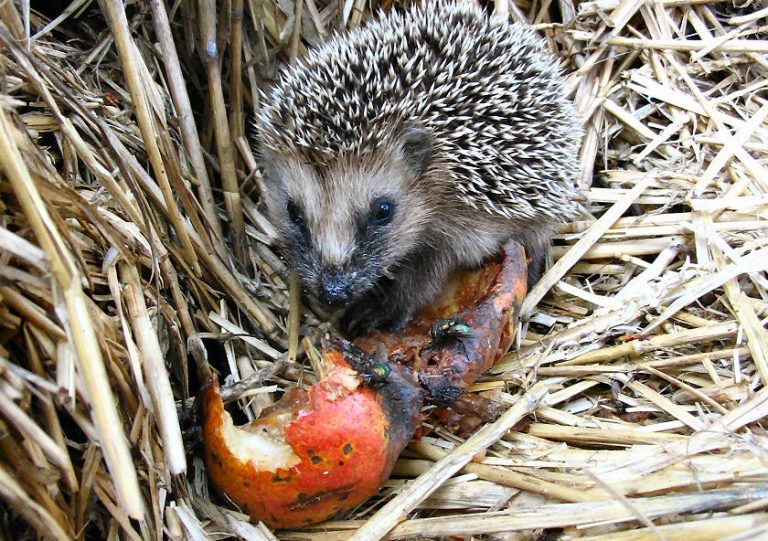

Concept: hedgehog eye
[[369, 199, 395, 227], [286, 200, 306, 228]]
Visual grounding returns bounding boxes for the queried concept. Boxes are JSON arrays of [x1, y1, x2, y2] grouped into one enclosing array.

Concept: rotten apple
[[201, 239, 527, 527]]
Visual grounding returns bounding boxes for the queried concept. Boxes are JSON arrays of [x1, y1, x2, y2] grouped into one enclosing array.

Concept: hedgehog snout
[[317, 266, 356, 306]]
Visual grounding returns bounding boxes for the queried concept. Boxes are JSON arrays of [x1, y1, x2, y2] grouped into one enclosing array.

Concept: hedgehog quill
[[257, 1, 583, 332]]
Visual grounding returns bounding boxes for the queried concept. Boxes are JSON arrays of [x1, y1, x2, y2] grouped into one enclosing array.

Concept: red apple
[[201, 338, 422, 528]]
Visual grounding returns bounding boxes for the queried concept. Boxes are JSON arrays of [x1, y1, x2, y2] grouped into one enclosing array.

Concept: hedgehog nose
[[318, 267, 353, 306]]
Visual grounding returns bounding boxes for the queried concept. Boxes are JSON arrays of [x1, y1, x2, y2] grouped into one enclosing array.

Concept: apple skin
[[201, 338, 423, 529]]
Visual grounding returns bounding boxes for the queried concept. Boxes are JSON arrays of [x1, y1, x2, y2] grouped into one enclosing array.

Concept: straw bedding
[[0, 0, 766, 539]]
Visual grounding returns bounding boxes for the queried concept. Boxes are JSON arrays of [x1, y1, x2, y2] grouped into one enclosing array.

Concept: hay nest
[[1, 0, 767, 539]]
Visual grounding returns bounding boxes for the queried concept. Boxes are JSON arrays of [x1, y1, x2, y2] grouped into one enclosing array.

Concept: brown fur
[[260, 127, 549, 332]]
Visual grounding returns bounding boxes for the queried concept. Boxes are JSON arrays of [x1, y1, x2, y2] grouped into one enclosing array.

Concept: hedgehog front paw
[[341, 300, 412, 337]]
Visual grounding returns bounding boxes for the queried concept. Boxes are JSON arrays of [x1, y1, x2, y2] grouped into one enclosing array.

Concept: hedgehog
[[256, 0, 583, 332]]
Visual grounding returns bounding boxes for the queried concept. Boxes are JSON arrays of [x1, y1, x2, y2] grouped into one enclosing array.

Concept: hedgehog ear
[[397, 126, 433, 175], [257, 145, 281, 186]]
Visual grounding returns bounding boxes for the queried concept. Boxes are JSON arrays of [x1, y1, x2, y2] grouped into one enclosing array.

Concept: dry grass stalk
[[282, 490, 768, 540], [198, 0, 246, 258], [0, 0, 766, 539], [0, 104, 144, 519], [104, 0, 200, 275], [148, 0, 226, 251], [409, 439, 599, 502]]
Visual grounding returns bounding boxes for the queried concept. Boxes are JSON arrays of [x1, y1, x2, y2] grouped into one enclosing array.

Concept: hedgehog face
[[260, 128, 436, 307]]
